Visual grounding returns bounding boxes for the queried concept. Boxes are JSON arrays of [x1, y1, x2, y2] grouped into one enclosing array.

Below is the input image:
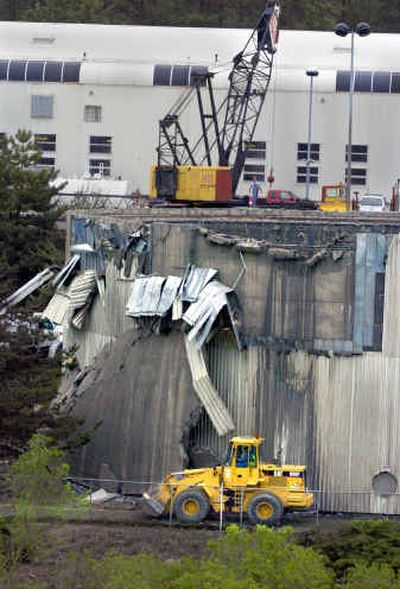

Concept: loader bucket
[[142, 492, 165, 516]]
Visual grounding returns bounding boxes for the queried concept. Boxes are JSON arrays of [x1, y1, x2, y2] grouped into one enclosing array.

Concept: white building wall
[[0, 22, 399, 201]]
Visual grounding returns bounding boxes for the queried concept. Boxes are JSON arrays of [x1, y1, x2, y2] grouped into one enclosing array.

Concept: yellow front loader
[[143, 436, 314, 526]]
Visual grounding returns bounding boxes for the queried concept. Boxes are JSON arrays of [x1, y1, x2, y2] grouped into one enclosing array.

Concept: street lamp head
[[335, 22, 351, 37], [306, 69, 319, 77], [356, 22, 372, 37]]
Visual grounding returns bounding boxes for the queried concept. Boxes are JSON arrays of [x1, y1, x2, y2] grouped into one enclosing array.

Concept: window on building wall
[[153, 65, 172, 86], [44, 61, 62, 82], [297, 166, 318, 184], [171, 65, 190, 86], [36, 156, 55, 170], [297, 142, 320, 161], [346, 144, 368, 163], [244, 140, 266, 160], [336, 70, 350, 92], [31, 95, 53, 118], [8, 60, 27, 81], [63, 62, 81, 83], [190, 65, 208, 86], [34, 133, 56, 152], [354, 71, 372, 92], [0, 60, 8, 80], [391, 73, 400, 93], [243, 163, 265, 182], [153, 64, 209, 86], [27, 61, 45, 82], [84, 105, 102, 123], [373, 72, 391, 93], [89, 159, 111, 177], [345, 167, 367, 186], [90, 135, 112, 154]]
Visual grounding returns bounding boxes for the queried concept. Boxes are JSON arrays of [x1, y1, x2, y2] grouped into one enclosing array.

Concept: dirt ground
[[2, 505, 389, 588]]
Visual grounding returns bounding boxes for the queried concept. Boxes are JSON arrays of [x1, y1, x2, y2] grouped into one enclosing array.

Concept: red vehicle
[[261, 189, 318, 209]]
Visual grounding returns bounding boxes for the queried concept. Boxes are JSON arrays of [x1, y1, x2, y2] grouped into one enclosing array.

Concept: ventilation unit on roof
[[32, 37, 55, 44]]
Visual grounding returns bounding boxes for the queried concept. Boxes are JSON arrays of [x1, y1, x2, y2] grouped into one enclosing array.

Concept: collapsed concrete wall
[[47, 210, 400, 512], [69, 329, 201, 488]]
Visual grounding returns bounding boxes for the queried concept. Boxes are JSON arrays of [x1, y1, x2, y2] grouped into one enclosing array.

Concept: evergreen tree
[[0, 130, 62, 298]]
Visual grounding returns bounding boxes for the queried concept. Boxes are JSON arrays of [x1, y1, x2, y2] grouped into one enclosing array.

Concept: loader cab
[[223, 437, 263, 487]]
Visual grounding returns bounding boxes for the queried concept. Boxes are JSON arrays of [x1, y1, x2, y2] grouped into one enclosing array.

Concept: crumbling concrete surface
[[67, 328, 201, 488]]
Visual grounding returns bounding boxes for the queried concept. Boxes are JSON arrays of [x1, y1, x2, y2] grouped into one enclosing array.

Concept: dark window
[[8, 60, 27, 81], [190, 65, 208, 86], [297, 142, 320, 161], [244, 164, 265, 173], [63, 62, 81, 83], [26, 61, 44, 82], [346, 144, 368, 163], [89, 159, 111, 177], [245, 140, 266, 160], [373, 72, 391, 93], [297, 166, 318, 184], [246, 141, 266, 150], [153, 65, 172, 86], [37, 156, 55, 168], [354, 71, 372, 92], [336, 70, 350, 92], [345, 167, 367, 186], [90, 135, 112, 154], [0, 60, 8, 80], [391, 73, 400, 93], [244, 173, 264, 182], [35, 133, 56, 151], [44, 61, 62, 82], [171, 65, 190, 86], [244, 163, 265, 181]]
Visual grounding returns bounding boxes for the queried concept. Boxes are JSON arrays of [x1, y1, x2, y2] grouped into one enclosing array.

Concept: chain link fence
[[65, 476, 398, 531]]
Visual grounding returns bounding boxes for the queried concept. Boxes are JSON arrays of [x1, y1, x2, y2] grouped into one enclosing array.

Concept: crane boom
[[153, 1, 280, 201]]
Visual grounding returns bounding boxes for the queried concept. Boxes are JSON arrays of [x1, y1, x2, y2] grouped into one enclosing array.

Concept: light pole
[[305, 69, 319, 199], [335, 21, 371, 211]]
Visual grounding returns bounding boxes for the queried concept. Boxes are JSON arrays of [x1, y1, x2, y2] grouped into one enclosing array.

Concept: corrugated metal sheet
[[157, 276, 182, 316], [126, 276, 166, 317], [64, 262, 134, 367], [52, 254, 80, 288], [183, 281, 232, 348], [42, 291, 71, 325], [150, 223, 356, 350], [180, 265, 218, 302], [184, 338, 234, 436], [200, 333, 314, 468], [125, 275, 181, 318], [353, 233, 388, 352], [383, 236, 400, 357], [0, 267, 56, 314]]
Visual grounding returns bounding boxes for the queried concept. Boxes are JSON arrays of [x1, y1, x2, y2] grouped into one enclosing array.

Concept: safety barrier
[[65, 476, 398, 532]]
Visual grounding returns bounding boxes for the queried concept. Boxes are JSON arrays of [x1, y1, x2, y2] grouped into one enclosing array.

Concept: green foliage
[[43, 524, 333, 589], [345, 562, 400, 588], [303, 519, 400, 581], [8, 433, 77, 512], [1, 434, 85, 576], [0, 130, 73, 450], [15, 0, 400, 32]]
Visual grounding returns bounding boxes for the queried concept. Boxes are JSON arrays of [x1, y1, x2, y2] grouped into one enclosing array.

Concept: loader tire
[[247, 493, 283, 526], [174, 489, 210, 524]]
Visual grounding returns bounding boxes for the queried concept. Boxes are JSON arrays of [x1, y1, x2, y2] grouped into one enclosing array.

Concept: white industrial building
[[0, 20, 399, 200]]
